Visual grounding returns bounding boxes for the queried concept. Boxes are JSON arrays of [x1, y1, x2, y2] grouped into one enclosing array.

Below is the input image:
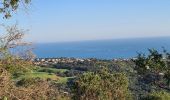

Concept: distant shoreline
[[33, 57, 134, 66]]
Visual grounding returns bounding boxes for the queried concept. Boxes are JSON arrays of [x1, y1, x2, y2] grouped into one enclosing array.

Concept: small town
[[33, 57, 132, 65]]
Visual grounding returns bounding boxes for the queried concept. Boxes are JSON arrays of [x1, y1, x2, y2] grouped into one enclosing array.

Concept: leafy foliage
[[134, 49, 166, 74], [133, 49, 170, 99]]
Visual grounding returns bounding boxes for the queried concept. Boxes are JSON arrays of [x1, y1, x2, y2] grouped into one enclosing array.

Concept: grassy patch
[[57, 77, 75, 84], [16, 72, 59, 80], [14, 66, 74, 84], [37, 67, 68, 73]]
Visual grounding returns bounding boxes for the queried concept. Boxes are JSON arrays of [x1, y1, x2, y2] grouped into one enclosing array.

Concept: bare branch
[[0, 24, 35, 60]]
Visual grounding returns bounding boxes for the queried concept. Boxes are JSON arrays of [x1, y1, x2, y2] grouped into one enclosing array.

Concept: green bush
[[72, 67, 132, 100]]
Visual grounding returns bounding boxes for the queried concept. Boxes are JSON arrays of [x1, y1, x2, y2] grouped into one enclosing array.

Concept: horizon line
[[33, 36, 170, 44]]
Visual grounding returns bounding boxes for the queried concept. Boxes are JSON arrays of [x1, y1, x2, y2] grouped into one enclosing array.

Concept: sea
[[33, 37, 170, 59]]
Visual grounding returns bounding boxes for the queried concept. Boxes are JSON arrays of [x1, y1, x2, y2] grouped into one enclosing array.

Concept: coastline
[[33, 57, 134, 66]]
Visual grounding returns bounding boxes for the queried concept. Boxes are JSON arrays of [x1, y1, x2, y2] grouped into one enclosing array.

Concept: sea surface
[[33, 37, 170, 59]]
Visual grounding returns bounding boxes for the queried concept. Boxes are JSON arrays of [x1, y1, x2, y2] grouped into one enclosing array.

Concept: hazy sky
[[1, 0, 170, 43]]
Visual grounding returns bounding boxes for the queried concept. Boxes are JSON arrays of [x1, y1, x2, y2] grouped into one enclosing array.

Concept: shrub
[[71, 67, 132, 100]]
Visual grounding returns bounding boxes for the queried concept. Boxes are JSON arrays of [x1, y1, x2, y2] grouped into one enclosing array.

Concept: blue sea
[[33, 37, 170, 59]]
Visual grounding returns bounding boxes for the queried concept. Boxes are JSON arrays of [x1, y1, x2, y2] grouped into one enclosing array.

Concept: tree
[[0, 0, 31, 18], [134, 49, 166, 75], [0, 24, 33, 58], [134, 49, 170, 90]]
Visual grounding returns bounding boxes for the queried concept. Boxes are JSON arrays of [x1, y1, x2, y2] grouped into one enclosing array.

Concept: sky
[[1, 0, 170, 43]]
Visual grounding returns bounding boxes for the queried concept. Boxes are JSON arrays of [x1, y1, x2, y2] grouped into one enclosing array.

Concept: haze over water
[[33, 37, 170, 59]]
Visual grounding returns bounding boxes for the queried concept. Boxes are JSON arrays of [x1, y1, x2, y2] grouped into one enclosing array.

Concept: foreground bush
[[72, 67, 132, 100]]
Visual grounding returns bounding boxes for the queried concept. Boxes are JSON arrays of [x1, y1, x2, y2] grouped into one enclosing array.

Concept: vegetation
[[2, 42, 170, 99], [0, 25, 34, 74], [0, 0, 31, 18], [134, 49, 170, 86], [142, 91, 170, 100], [16, 72, 58, 80], [71, 67, 131, 100], [134, 49, 167, 75], [0, 25, 70, 99]]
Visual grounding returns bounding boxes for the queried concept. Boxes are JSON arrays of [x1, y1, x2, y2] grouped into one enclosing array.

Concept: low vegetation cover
[[142, 91, 170, 100]]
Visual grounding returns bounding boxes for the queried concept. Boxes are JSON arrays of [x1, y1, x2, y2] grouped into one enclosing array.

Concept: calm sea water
[[33, 37, 170, 59]]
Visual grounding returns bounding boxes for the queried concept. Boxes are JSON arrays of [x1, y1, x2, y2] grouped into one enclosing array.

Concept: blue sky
[[1, 0, 170, 43]]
